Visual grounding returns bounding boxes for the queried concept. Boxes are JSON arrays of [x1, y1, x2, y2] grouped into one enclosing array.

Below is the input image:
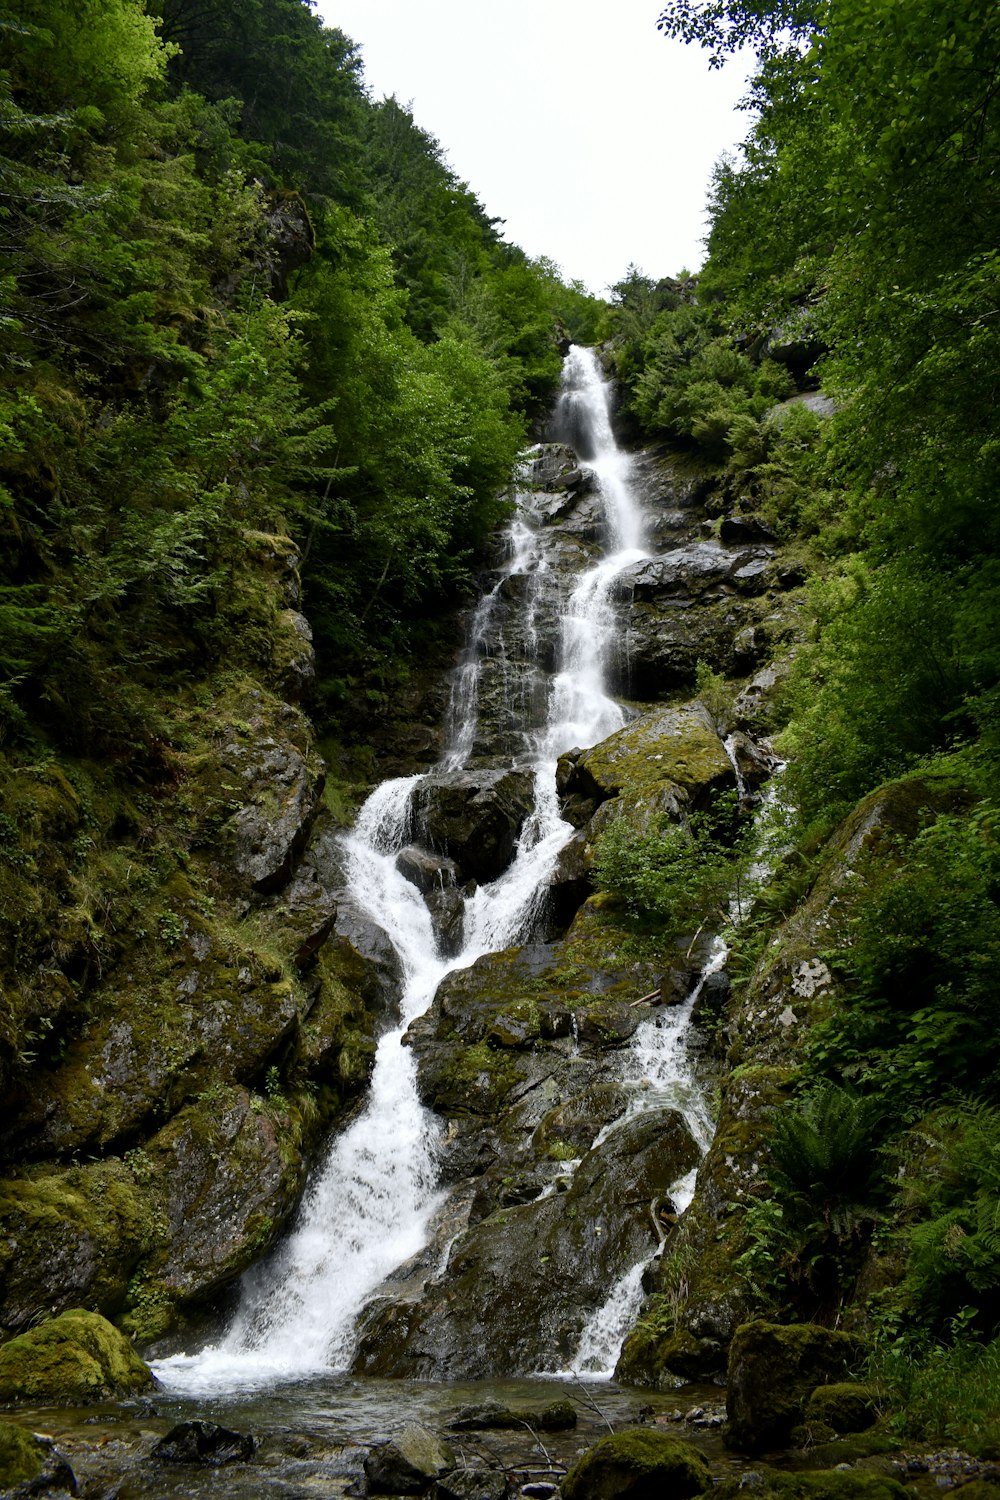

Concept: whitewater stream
[[155, 346, 717, 1397]]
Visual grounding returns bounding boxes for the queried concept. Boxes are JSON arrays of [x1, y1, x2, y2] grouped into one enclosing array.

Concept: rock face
[[414, 770, 536, 883], [0, 1309, 157, 1404], [0, 417, 795, 1367]]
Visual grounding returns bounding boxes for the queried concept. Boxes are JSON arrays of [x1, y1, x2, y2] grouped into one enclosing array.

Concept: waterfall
[[155, 345, 650, 1395]]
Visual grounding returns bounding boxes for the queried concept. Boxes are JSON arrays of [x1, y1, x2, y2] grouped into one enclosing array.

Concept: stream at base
[[20, 1375, 737, 1500]]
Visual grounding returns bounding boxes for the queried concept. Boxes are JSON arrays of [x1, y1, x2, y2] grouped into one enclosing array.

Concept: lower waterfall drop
[[154, 344, 650, 1395]]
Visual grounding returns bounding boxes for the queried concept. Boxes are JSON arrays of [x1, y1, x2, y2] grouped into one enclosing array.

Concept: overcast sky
[[315, 1, 753, 296]]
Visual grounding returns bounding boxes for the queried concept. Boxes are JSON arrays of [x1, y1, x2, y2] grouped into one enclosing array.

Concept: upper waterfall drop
[[551, 345, 645, 555]]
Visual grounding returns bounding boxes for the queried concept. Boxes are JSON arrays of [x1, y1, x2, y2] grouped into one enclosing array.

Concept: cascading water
[[155, 345, 651, 1395]]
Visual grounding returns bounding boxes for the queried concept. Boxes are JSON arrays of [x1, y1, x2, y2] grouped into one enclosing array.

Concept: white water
[[563, 939, 726, 1379], [156, 345, 651, 1396]]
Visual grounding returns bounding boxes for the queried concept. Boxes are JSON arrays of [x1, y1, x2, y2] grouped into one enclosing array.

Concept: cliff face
[[0, 528, 387, 1346]]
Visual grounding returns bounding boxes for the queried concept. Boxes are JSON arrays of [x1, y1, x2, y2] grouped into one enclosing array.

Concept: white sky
[[314, 0, 753, 296]]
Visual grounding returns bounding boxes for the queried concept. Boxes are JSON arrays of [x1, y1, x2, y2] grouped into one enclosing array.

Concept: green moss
[[0, 1419, 46, 1489], [713, 1471, 907, 1500], [561, 1430, 711, 1500], [805, 1383, 878, 1435], [0, 1309, 156, 1404]]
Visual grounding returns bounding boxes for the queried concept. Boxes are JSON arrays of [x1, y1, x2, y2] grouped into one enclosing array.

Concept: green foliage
[[804, 802, 1000, 1110], [591, 790, 749, 932], [872, 1335, 1000, 1454], [894, 1104, 1000, 1340], [736, 1084, 886, 1317]]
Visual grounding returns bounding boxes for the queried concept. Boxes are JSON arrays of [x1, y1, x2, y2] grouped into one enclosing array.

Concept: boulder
[[560, 1430, 711, 1500], [415, 770, 536, 883], [567, 702, 733, 806], [364, 1424, 454, 1495], [152, 1419, 258, 1465], [726, 1321, 865, 1453], [0, 1309, 156, 1404]]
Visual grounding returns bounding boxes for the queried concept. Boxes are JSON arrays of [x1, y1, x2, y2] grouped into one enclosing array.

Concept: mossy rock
[[561, 1429, 711, 1500], [726, 1321, 865, 1454], [804, 1383, 877, 1435], [713, 1470, 907, 1500], [0, 1159, 162, 1334], [0, 1419, 47, 1490], [0, 1309, 156, 1404], [571, 701, 733, 805]]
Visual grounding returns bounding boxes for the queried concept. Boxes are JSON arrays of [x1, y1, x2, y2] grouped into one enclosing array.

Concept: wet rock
[[364, 1424, 454, 1494], [0, 1420, 76, 1496], [560, 1429, 711, 1500], [725, 730, 781, 793], [415, 771, 536, 883], [216, 707, 325, 893], [330, 889, 405, 1015], [726, 1320, 865, 1453], [0, 1309, 157, 1404], [397, 847, 461, 894], [151, 1419, 258, 1465], [352, 1107, 700, 1378]]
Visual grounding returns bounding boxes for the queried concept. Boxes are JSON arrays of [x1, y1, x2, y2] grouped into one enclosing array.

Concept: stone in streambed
[[364, 1424, 454, 1494], [560, 1429, 711, 1500], [152, 1419, 258, 1465], [0, 1309, 156, 1404], [448, 1399, 576, 1432]]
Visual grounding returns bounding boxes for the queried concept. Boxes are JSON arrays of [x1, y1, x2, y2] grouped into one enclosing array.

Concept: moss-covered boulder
[[0, 1420, 49, 1491], [565, 701, 733, 808], [560, 1429, 711, 1500], [364, 1424, 454, 1494], [0, 1309, 156, 1404], [804, 1382, 878, 1434], [726, 1321, 864, 1453]]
